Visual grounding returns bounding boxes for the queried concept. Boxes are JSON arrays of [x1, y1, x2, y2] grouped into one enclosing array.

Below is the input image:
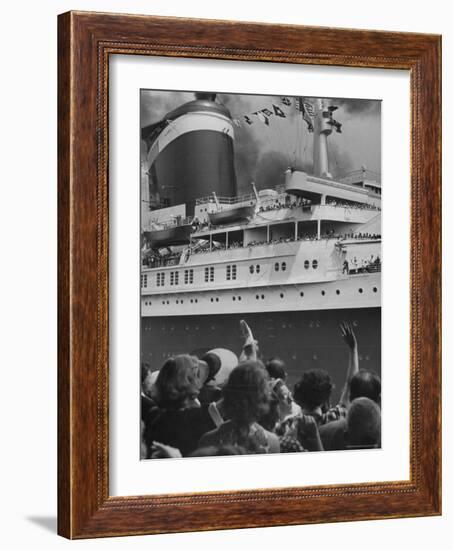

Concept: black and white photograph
[[139, 90, 382, 459]]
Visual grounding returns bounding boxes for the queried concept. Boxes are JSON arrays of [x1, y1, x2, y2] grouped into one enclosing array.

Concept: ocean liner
[[140, 92, 381, 395]]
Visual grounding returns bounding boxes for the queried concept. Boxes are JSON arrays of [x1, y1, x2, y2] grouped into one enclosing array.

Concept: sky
[[140, 90, 381, 198]]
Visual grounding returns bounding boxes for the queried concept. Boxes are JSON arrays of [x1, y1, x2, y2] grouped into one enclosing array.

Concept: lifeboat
[[208, 204, 255, 225], [144, 224, 193, 247]]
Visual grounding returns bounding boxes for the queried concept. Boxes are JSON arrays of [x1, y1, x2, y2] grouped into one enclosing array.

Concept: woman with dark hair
[[151, 354, 206, 410], [198, 361, 280, 454], [144, 355, 217, 457]]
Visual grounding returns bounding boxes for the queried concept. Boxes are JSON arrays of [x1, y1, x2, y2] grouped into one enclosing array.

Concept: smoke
[[140, 90, 193, 126], [254, 151, 313, 190], [327, 141, 354, 178], [140, 90, 377, 194], [331, 97, 381, 115]]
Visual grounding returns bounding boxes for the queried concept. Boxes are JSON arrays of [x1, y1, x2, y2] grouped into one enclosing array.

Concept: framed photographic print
[[58, 11, 441, 539]]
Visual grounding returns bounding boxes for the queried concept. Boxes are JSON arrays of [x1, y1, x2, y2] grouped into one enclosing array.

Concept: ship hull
[[141, 306, 381, 404], [141, 272, 381, 317]]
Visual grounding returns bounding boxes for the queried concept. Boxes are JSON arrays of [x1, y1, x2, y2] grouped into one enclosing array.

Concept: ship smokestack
[[194, 91, 217, 101], [144, 93, 237, 215]]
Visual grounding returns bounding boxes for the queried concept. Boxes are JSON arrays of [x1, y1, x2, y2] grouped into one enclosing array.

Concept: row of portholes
[[249, 264, 261, 274], [146, 286, 379, 306], [299, 286, 378, 297], [304, 259, 318, 269]]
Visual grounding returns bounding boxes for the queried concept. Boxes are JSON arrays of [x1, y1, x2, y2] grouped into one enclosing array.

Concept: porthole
[[321, 290, 325, 296], [358, 288, 363, 293], [216, 297, 219, 302], [304, 260, 310, 269], [210, 298, 214, 302], [256, 295, 259, 300], [312, 259, 318, 269], [238, 296, 242, 301], [233, 296, 236, 301], [275, 263, 280, 272], [336, 289, 340, 295], [281, 262, 287, 271], [249, 265, 254, 274], [176, 300, 179, 304], [256, 265, 261, 273], [261, 294, 265, 299], [300, 291, 304, 297], [373, 287, 378, 293], [280, 293, 284, 298]]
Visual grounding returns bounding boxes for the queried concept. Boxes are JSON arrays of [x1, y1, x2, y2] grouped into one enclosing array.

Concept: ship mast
[[313, 98, 333, 179]]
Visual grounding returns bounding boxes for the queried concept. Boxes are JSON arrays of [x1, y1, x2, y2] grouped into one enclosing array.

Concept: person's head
[[293, 369, 333, 411], [345, 397, 381, 448], [152, 354, 208, 410], [202, 348, 239, 387], [141, 362, 153, 395], [265, 358, 287, 381], [222, 360, 271, 426], [349, 369, 381, 405]]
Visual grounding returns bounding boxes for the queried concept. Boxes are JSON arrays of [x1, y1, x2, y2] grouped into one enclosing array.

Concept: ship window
[[156, 272, 165, 287], [281, 262, 287, 271], [275, 263, 280, 272], [175, 272, 179, 285], [312, 259, 318, 269], [184, 269, 193, 284], [249, 265, 254, 274], [205, 267, 209, 282], [300, 291, 304, 297], [336, 289, 340, 295], [373, 287, 378, 293], [256, 265, 260, 273], [304, 260, 310, 269], [141, 274, 148, 288], [227, 265, 237, 280], [210, 266, 215, 281], [321, 290, 326, 296], [170, 272, 174, 285], [358, 288, 363, 293]]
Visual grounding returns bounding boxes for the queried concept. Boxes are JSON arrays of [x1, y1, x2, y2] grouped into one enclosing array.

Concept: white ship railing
[[195, 193, 255, 205]]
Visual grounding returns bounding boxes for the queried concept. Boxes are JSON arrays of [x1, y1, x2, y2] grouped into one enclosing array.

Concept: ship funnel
[[144, 93, 237, 215], [194, 91, 217, 101]]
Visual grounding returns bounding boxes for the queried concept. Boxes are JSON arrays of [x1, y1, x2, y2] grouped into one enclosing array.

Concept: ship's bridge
[[285, 170, 381, 208]]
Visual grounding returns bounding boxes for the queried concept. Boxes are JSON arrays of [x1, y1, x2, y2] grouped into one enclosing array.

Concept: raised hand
[[340, 321, 357, 350], [239, 319, 259, 361]]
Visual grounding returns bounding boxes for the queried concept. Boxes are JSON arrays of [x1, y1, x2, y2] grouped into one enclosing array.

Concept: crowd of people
[[326, 199, 381, 211], [344, 254, 382, 274], [141, 321, 381, 459]]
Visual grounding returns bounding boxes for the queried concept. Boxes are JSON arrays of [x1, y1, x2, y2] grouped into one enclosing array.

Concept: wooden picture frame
[[58, 11, 441, 539]]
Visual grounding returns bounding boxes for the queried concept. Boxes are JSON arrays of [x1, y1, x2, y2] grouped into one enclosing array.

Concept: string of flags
[[231, 97, 342, 134]]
